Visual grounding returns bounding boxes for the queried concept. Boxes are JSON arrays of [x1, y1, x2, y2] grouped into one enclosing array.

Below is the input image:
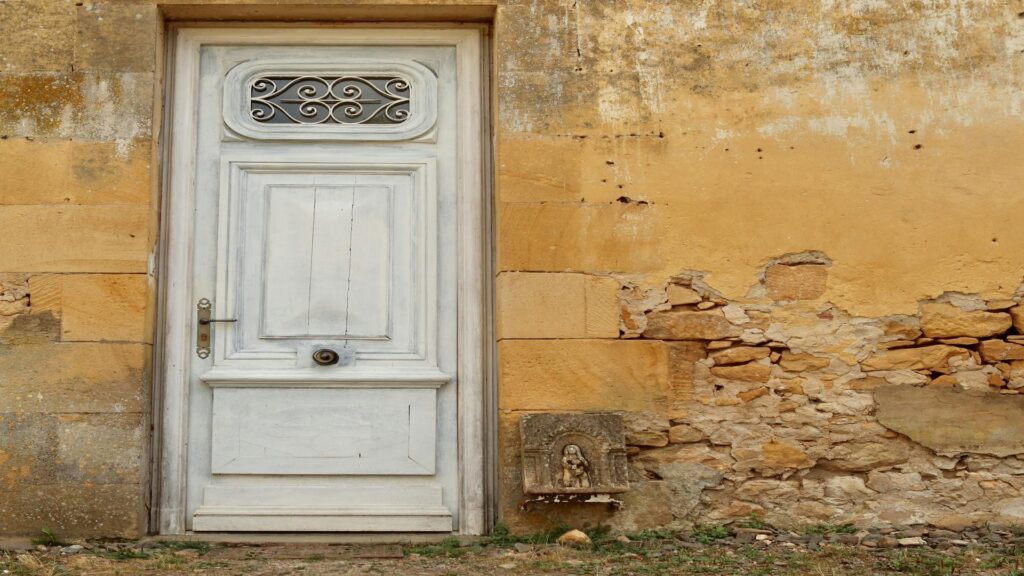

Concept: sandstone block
[[49, 274, 150, 342], [711, 362, 772, 383], [920, 303, 1011, 338], [75, 3, 158, 73], [0, 205, 148, 272], [978, 340, 1024, 362], [668, 424, 704, 443], [0, 484, 143, 538], [667, 284, 701, 305], [497, 137, 581, 203], [822, 441, 911, 472], [0, 139, 151, 205], [644, 309, 742, 340], [497, 272, 619, 339], [0, 412, 144, 485], [0, 72, 154, 140], [875, 385, 1024, 457], [758, 441, 814, 471], [778, 351, 830, 372], [1010, 306, 1024, 333], [861, 345, 971, 373], [499, 340, 669, 412], [737, 386, 770, 402], [763, 264, 827, 301], [0, 342, 148, 413], [709, 346, 770, 366], [0, 0, 74, 73], [498, 203, 663, 272]]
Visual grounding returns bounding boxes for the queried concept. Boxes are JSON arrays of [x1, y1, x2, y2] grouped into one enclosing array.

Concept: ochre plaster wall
[[0, 0, 1023, 537]]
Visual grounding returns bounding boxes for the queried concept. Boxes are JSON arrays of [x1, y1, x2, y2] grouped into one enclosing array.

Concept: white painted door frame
[[152, 25, 491, 535]]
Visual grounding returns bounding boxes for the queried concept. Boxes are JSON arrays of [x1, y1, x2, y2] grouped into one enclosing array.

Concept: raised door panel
[[212, 158, 437, 369], [210, 387, 436, 475]]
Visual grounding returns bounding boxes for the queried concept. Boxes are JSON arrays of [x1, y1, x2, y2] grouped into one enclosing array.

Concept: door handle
[[196, 298, 235, 359]]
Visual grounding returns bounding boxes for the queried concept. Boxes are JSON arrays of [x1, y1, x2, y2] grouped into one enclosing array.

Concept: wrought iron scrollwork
[[249, 75, 411, 125]]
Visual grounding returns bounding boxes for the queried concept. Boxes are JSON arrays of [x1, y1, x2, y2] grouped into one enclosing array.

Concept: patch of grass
[[485, 522, 571, 547], [878, 549, 961, 576], [627, 528, 675, 541], [30, 527, 64, 547], [405, 536, 468, 557], [691, 524, 733, 544], [802, 522, 857, 535]]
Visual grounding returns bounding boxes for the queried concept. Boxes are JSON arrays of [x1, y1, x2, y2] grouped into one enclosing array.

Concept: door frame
[[152, 25, 492, 535]]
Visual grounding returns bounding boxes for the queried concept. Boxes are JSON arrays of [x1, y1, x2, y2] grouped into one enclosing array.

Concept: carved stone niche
[[520, 413, 629, 496]]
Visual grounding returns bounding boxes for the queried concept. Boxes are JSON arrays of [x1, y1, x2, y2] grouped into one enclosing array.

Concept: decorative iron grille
[[249, 75, 411, 125]]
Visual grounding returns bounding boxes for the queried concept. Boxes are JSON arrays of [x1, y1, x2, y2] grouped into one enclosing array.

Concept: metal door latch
[[196, 298, 236, 359]]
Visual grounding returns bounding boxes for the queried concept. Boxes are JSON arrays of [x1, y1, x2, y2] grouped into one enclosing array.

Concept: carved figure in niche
[[560, 444, 592, 489], [520, 412, 628, 495]]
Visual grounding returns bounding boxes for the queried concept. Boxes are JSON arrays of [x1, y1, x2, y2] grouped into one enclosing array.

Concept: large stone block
[[497, 137, 582, 203], [0, 139, 72, 205], [876, 385, 1024, 457], [497, 272, 619, 339], [0, 483, 143, 537], [644, 308, 742, 340], [920, 303, 1012, 339], [74, 2, 158, 73], [0, 72, 153, 140], [0, 342, 148, 413], [763, 264, 828, 301], [0, 412, 144, 485], [51, 274, 150, 342], [68, 140, 152, 205], [497, 203, 664, 272], [0, 0, 75, 73], [861, 345, 971, 373], [499, 340, 669, 412], [0, 205, 148, 272]]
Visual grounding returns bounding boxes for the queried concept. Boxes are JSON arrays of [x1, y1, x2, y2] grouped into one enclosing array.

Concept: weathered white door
[[161, 28, 484, 533]]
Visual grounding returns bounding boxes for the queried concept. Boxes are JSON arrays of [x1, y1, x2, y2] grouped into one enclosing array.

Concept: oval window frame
[[223, 58, 438, 141]]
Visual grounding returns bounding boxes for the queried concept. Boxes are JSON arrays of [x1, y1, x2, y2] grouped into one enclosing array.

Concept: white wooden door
[[168, 30, 478, 533]]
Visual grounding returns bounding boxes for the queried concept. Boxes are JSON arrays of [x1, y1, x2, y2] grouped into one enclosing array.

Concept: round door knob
[[312, 348, 340, 366]]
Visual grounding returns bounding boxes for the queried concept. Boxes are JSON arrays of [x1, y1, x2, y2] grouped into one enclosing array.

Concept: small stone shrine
[[519, 413, 629, 497]]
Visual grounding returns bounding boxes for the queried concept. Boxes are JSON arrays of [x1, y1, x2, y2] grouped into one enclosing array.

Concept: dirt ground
[[3, 532, 1024, 576]]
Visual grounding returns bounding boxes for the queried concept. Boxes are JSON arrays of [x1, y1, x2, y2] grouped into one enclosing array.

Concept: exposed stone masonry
[[503, 259, 1024, 534]]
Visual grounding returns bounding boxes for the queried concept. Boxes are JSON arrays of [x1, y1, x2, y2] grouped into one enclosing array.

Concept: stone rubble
[[603, 260, 1024, 533]]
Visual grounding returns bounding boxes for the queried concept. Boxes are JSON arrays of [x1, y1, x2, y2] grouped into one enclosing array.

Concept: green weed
[[30, 527, 64, 547], [691, 524, 733, 544]]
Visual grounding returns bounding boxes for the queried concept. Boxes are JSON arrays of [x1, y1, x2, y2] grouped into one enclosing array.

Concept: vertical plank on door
[[308, 186, 356, 335], [263, 186, 317, 335], [344, 185, 391, 337]]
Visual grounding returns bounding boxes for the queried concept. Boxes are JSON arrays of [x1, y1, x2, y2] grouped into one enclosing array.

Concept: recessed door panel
[[210, 387, 436, 475]]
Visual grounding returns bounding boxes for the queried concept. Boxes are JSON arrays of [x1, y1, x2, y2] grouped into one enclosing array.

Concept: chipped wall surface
[[1, 0, 1024, 537]]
